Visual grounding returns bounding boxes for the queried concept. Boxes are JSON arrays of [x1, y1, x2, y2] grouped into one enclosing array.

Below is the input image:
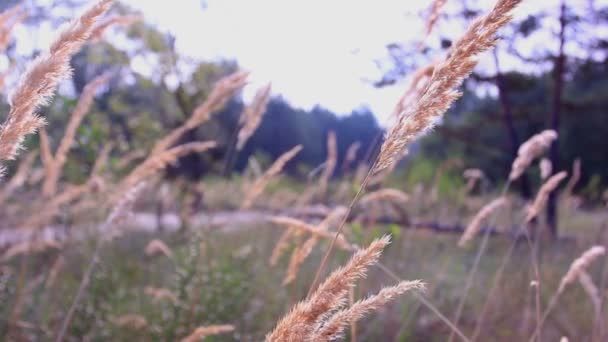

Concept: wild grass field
[[0, 0, 607, 341]]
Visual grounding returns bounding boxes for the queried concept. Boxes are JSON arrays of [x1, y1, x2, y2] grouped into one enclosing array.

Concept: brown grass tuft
[[308, 280, 425, 342], [181, 325, 235, 342], [241, 145, 302, 209], [236, 83, 272, 150], [151, 71, 248, 155], [144, 239, 174, 259], [266, 236, 391, 341], [0, 0, 113, 171], [143, 286, 178, 304], [458, 197, 507, 247], [318, 131, 337, 198], [376, 0, 522, 172], [41, 73, 110, 197], [525, 171, 568, 223], [539, 158, 552, 180], [509, 130, 557, 181], [0, 5, 27, 53], [558, 246, 605, 294], [90, 14, 142, 41]]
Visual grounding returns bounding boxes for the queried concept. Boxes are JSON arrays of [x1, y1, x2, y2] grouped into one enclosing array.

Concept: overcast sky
[[9, 0, 604, 124]]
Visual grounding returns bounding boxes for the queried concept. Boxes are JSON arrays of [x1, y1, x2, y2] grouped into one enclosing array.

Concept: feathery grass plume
[[151, 71, 248, 155], [118, 141, 216, 195], [283, 207, 348, 285], [341, 141, 361, 171], [578, 271, 601, 315], [0, 151, 37, 204], [236, 83, 272, 150], [424, 0, 448, 38], [144, 286, 178, 304], [270, 227, 297, 266], [241, 145, 302, 209], [116, 148, 146, 169], [391, 62, 436, 121], [531, 246, 606, 342], [539, 158, 552, 180], [318, 131, 337, 197], [563, 158, 581, 196], [91, 142, 114, 176], [110, 314, 148, 329], [181, 325, 235, 342], [56, 181, 147, 341], [458, 197, 507, 247], [90, 14, 142, 41], [308, 280, 425, 341], [1, 239, 60, 261], [269, 216, 352, 251], [145, 239, 174, 258], [0, 0, 113, 169], [42, 73, 110, 197], [558, 246, 605, 294], [525, 171, 567, 223], [266, 236, 391, 341], [509, 130, 557, 181], [375, 0, 522, 173], [0, 5, 26, 53], [359, 188, 409, 206], [22, 180, 98, 229]]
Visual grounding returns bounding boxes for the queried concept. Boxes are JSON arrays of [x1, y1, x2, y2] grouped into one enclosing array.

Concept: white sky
[[118, 0, 572, 124], [8, 0, 605, 124]]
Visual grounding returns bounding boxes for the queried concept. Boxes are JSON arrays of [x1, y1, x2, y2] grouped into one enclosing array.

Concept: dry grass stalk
[[241, 145, 302, 209], [563, 158, 581, 196], [110, 314, 148, 329], [458, 197, 507, 247], [45, 255, 66, 288], [391, 62, 436, 121], [143, 286, 178, 304], [509, 130, 557, 181], [151, 71, 248, 155], [558, 246, 605, 294], [424, 0, 448, 37], [145, 239, 174, 259], [269, 216, 352, 251], [525, 171, 567, 223], [119, 141, 216, 195], [181, 325, 235, 342], [1, 239, 60, 261], [42, 73, 110, 197], [341, 141, 361, 171], [91, 142, 114, 176], [578, 271, 601, 315], [318, 131, 337, 197], [236, 83, 272, 150], [0, 5, 26, 53], [359, 188, 409, 206], [0, 0, 113, 171], [539, 158, 552, 180], [90, 14, 142, 41], [266, 236, 391, 341], [308, 280, 425, 341], [283, 207, 348, 285], [0, 151, 37, 204], [375, 0, 522, 172], [270, 227, 296, 266], [22, 180, 98, 229]]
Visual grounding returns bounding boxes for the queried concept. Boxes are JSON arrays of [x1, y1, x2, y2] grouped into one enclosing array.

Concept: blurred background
[[1, 0, 608, 341]]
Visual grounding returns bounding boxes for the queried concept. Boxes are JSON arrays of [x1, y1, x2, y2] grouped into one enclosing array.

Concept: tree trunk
[[493, 52, 532, 199], [547, 2, 567, 238]]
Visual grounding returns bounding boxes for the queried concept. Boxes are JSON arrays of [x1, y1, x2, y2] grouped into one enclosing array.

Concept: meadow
[[0, 0, 607, 341]]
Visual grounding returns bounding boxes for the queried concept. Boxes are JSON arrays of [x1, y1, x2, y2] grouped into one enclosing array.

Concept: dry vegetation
[[0, 0, 606, 341]]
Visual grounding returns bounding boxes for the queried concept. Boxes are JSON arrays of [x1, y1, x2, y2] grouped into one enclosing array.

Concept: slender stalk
[[306, 166, 373, 298], [376, 263, 470, 342], [448, 183, 511, 342]]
